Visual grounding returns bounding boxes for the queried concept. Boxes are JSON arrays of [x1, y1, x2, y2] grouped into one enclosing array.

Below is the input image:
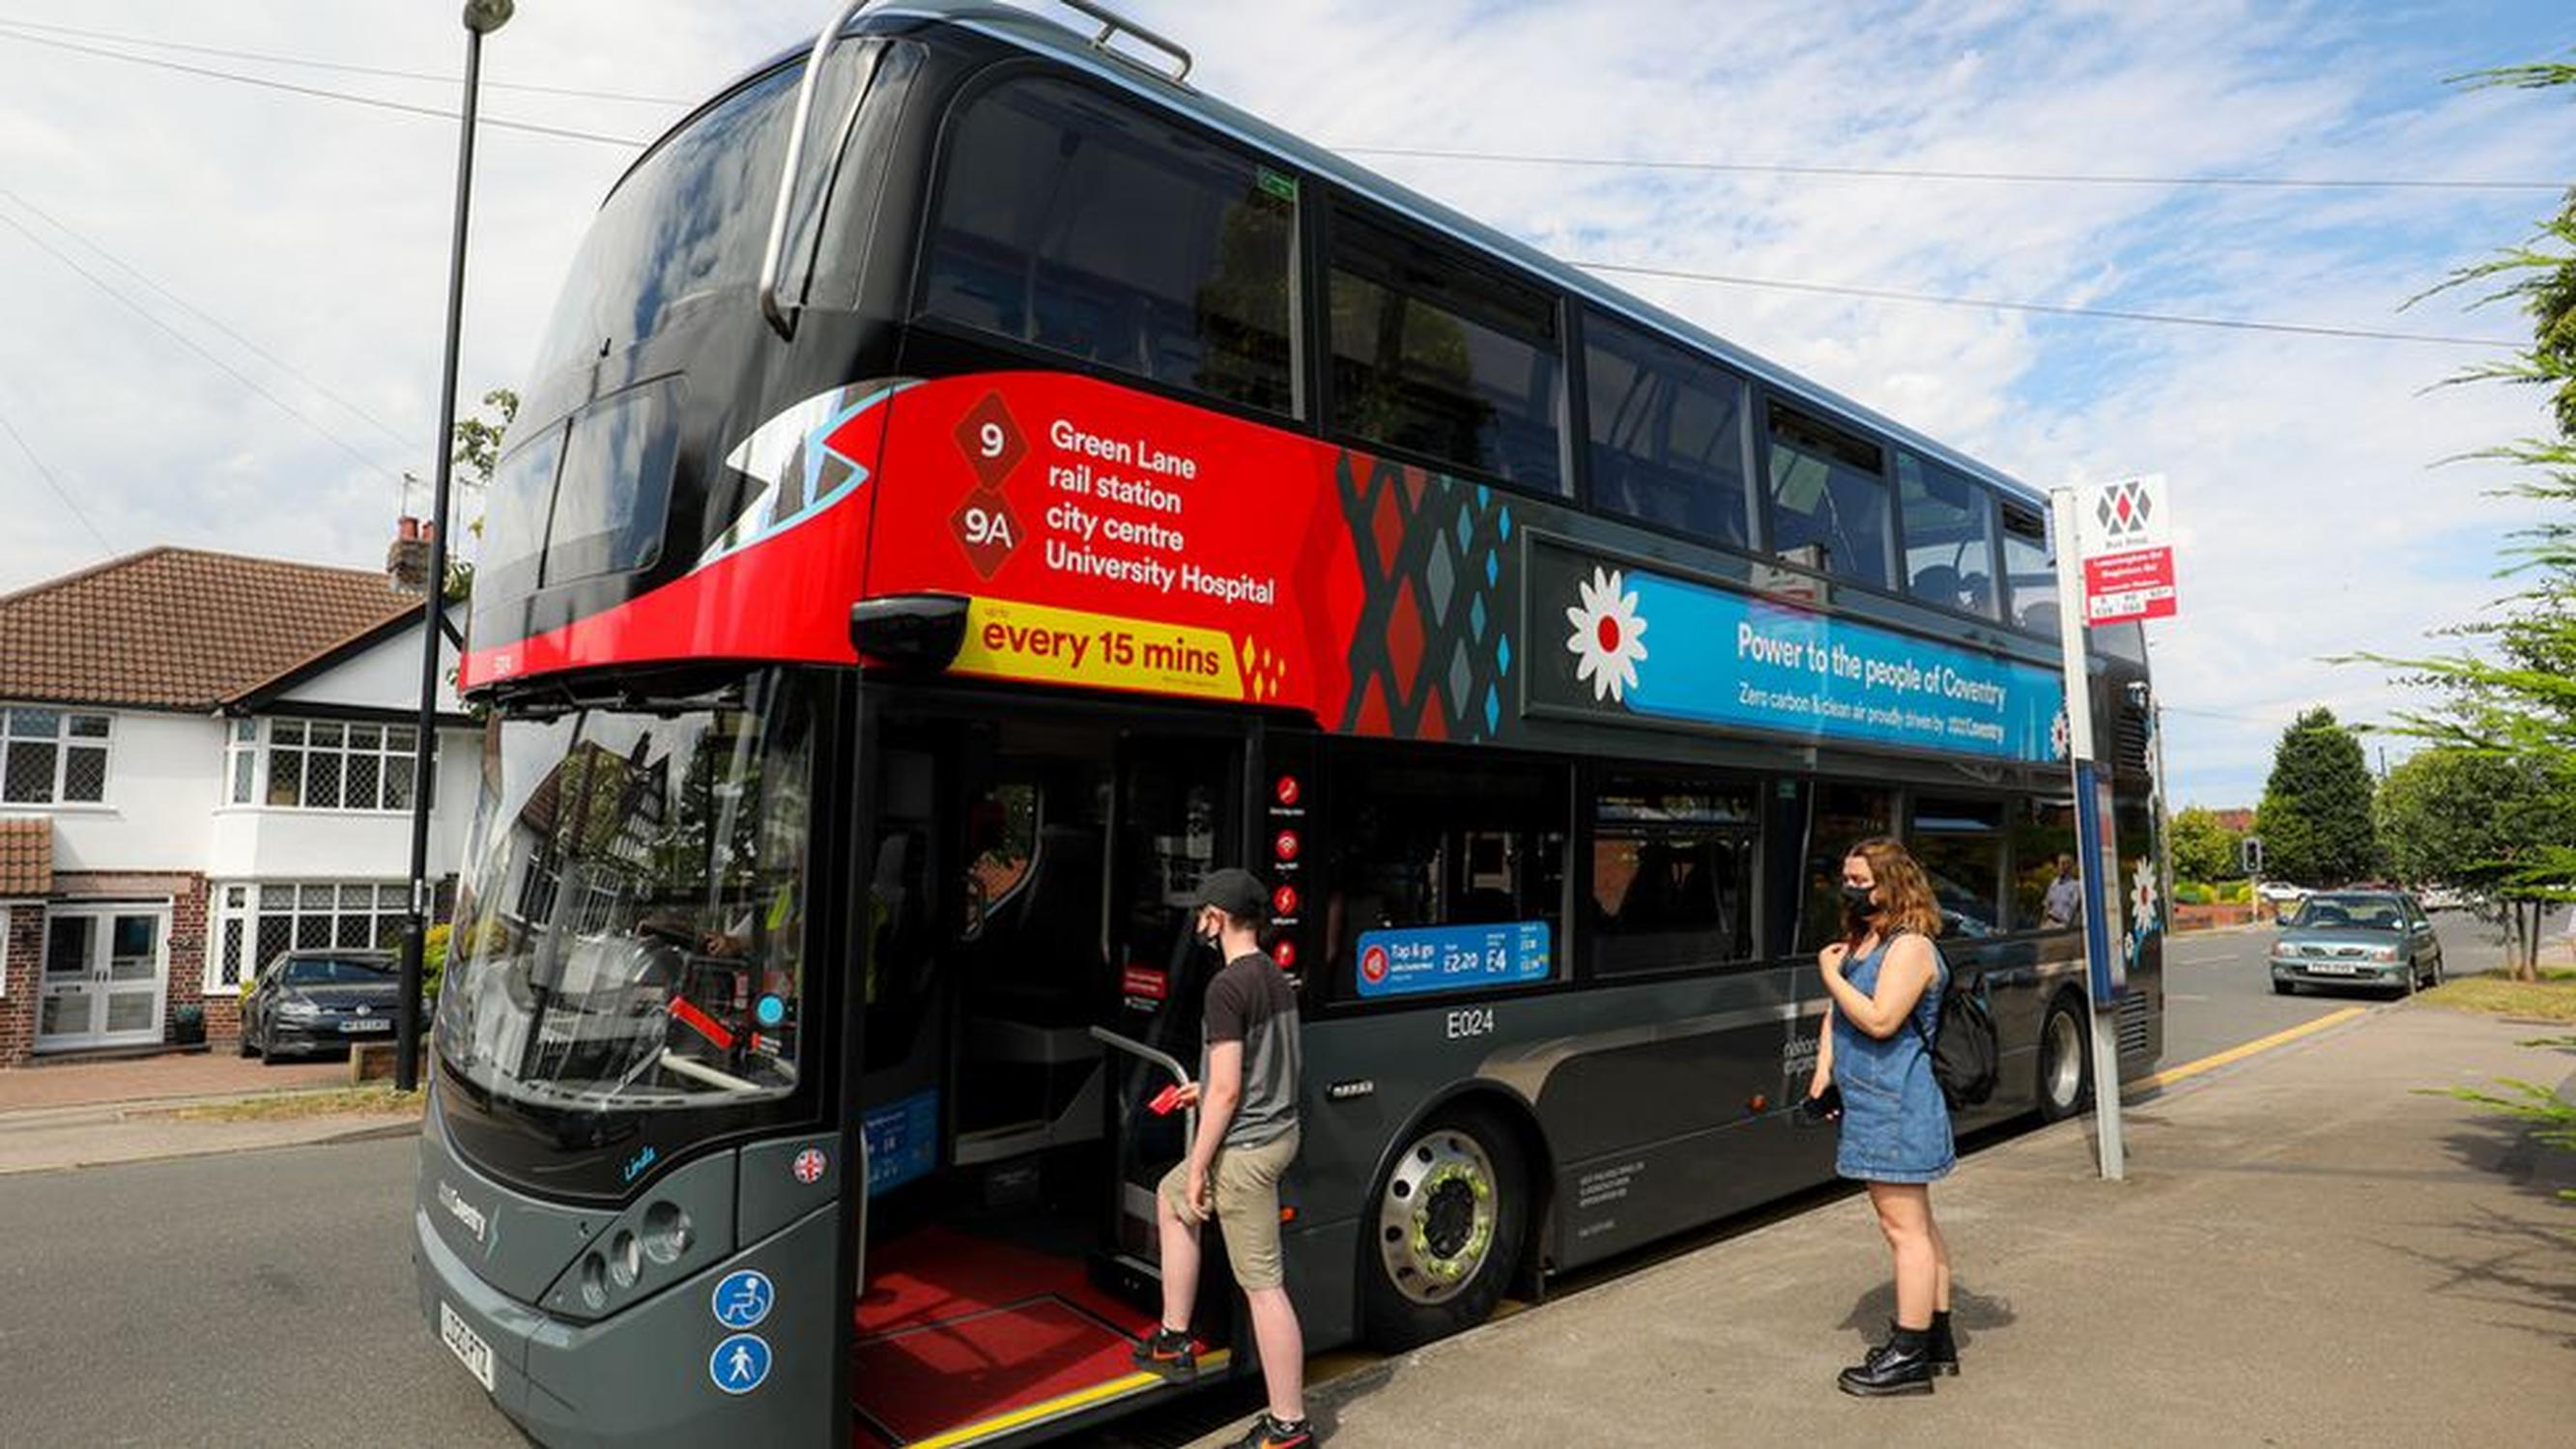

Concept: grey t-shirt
[[1201, 950, 1301, 1150]]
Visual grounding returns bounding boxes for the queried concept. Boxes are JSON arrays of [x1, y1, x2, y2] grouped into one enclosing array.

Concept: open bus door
[[847, 705, 1245, 1445]]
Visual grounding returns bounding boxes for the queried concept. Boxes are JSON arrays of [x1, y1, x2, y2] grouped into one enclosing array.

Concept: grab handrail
[[757, 0, 874, 339], [1056, 0, 1192, 85], [1089, 1025, 1196, 1142]]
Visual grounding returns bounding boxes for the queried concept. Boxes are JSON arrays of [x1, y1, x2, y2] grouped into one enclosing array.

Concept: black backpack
[[1911, 968, 2000, 1112]]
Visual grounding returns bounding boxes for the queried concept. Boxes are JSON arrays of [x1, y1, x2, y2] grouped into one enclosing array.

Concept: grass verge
[[2419, 970, 2576, 1024], [170, 1085, 425, 1122]]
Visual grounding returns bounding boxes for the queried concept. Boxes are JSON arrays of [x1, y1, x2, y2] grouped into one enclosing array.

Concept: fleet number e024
[[1445, 1007, 1495, 1040]]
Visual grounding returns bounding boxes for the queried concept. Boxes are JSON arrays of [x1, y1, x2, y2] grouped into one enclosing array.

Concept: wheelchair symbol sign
[[711, 1269, 774, 1330], [710, 1333, 771, 1395]]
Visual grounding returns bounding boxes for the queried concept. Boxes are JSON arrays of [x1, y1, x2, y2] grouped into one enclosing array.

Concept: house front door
[[37, 906, 170, 1051]]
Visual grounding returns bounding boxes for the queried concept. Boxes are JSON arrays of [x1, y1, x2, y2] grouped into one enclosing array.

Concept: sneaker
[[1225, 1411, 1316, 1448], [1131, 1325, 1198, 1382]]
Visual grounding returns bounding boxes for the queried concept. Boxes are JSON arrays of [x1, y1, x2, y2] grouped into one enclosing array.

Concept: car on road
[[2254, 880, 2311, 905], [238, 950, 423, 1062], [2268, 891, 2445, 997], [2417, 885, 2473, 912]]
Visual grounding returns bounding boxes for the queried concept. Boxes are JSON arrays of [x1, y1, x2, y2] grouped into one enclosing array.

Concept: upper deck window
[[1329, 211, 1565, 495], [1583, 310, 1751, 548], [474, 380, 681, 601], [1766, 404, 1892, 589], [1897, 452, 1999, 619], [529, 63, 809, 382], [922, 78, 1298, 415], [1999, 499, 2058, 636]]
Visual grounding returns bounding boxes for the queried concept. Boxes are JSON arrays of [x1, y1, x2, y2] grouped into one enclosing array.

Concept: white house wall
[[45, 711, 219, 873], [274, 608, 464, 713]]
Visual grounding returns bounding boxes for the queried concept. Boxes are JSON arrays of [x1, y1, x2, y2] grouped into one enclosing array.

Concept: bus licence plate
[[442, 1301, 496, 1392]]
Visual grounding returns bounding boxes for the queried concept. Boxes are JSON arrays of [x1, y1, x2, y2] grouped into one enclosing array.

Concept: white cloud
[[0, 0, 2567, 809]]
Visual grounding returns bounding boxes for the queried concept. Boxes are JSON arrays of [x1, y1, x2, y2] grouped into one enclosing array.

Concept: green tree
[[445, 387, 519, 601], [2170, 805, 2244, 882], [2357, 60, 2576, 980], [2255, 707, 2377, 887], [2377, 750, 2576, 977]]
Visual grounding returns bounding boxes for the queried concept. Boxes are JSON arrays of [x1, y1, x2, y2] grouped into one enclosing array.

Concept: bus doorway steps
[[852, 1225, 1223, 1447]]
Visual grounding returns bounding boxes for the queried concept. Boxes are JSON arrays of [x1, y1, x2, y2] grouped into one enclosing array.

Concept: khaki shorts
[[1158, 1126, 1301, 1291]]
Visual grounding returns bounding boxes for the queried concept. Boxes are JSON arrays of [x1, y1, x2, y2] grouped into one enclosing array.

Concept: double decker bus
[[418, 3, 2165, 1444]]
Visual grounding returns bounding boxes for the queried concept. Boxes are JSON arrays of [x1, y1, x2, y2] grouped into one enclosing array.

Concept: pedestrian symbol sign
[[710, 1332, 772, 1395], [711, 1269, 774, 1330]]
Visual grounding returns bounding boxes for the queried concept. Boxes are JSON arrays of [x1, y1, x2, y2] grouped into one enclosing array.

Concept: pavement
[[1194, 1002, 2576, 1448], [0, 1046, 416, 1176]]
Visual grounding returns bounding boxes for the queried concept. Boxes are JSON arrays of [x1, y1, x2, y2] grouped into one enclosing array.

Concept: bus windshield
[[436, 669, 812, 1117]]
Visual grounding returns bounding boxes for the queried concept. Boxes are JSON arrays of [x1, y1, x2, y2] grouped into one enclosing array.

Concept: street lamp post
[[400, 0, 513, 1094]]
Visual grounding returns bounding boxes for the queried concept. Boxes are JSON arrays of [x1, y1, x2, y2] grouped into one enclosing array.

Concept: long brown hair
[[1844, 836, 1943, 947]]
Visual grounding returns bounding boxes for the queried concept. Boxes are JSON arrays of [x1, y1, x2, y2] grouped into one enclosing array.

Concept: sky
[[1, 0, 2571, 809]]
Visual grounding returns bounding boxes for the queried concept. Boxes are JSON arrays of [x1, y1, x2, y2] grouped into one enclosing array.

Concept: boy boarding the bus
[[1133, 867, 1317, 1449]]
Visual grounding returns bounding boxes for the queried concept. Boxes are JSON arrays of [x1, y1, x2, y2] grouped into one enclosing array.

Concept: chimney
[[387, 517, 434, 594]]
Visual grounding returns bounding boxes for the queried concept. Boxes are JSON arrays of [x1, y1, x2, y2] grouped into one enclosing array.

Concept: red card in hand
[[1149, 1083, 1183, 1116]]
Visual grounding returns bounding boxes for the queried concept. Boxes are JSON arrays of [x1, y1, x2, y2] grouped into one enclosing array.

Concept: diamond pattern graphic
[[1332, 451, 1524, 743], [956, 390, 1027, 491], [951, 489, 1019, 580]]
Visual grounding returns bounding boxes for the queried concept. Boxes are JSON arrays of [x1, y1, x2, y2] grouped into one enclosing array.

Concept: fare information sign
[[2074, 473, 2176, 626]]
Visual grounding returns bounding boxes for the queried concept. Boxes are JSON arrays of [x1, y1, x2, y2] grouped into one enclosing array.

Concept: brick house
[[0, 548, 476, 1065]]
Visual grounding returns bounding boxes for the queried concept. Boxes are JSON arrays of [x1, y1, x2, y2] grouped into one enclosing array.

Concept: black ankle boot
[[1928, 1310, 1960, 1377], [1838, 1323, 1936, 1396]]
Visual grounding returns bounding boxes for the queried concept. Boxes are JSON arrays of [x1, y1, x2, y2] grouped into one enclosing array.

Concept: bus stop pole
[[2048, 486, 2127, 1181]]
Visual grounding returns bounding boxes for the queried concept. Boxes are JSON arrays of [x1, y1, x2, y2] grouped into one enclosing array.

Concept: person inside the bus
[[2042, 854, 2081, 928], [1807, 836, 1959, 1395], [1132, 867, 1316, 1449]]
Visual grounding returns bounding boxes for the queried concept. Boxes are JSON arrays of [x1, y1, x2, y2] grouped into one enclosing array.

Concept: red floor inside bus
[[850, 1225, 1212, 1447]]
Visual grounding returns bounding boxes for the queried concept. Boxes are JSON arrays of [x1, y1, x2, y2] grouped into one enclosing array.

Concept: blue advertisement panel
[[1534, 546, 2067, 764], [1355, 921, 1553, 1000], [862, 1089, 938, 1197]]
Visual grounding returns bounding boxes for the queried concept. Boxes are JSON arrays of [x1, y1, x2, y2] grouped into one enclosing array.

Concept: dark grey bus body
[[418, 3, 2162, 1443]]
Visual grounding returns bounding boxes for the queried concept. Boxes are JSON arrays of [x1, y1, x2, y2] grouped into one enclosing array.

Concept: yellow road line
[[2129, 1008, 2367, 1091]]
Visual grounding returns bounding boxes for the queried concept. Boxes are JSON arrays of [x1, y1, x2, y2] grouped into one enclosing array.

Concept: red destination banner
[[2082, 547, 2177, 625]]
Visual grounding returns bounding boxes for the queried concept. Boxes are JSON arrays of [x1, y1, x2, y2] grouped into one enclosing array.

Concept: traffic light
[[2241, 835, 2264, 875]]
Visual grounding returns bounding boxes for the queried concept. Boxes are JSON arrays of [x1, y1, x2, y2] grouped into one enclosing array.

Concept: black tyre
[[2035, 998, 2090, 1122], [1362, 1106, 1528, 1351], [2271, 979, 2295, 996], [2427, 953, 2445, 987]]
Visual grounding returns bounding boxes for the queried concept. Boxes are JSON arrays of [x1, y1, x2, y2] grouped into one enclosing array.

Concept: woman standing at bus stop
[[1806, 837, 1957, 1395]]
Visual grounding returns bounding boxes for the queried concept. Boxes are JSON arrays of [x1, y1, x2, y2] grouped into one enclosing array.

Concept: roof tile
[[0, 548, 415, 710], [0, 818, 52, 895]]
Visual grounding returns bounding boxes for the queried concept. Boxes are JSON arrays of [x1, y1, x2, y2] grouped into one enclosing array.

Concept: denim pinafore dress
[[1832, 931, 1956, 1183]]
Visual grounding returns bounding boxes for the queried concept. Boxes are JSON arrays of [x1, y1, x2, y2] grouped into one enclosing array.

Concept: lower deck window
[[1325, 751, 1566, 998]]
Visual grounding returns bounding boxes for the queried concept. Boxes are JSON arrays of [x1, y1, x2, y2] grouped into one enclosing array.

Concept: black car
[[238, 950, 423, 1062]]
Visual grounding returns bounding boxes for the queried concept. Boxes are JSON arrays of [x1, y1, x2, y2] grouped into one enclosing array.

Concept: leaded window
[[1, 706, 111, 805]]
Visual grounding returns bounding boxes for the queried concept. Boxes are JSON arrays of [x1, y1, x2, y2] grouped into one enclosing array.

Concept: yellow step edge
[[901, 1348, 1234, 1449]]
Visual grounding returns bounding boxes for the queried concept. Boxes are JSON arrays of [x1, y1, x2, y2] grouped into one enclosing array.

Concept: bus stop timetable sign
[[2075, 473, 2176, 626]]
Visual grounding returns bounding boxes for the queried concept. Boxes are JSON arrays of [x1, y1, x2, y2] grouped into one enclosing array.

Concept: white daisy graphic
[[2130, 855, 2158, 930], [1563, 566, 1648, 703], [2048, 707, 2072, 761]]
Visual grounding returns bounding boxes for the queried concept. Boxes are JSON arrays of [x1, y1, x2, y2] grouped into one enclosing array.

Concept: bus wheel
[[2036, 998, 2090, 1122], [1363, 1108, 1527, 1351]]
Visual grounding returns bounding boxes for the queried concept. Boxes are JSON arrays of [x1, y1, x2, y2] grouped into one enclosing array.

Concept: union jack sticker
[[791, 1148, 828, 1185]]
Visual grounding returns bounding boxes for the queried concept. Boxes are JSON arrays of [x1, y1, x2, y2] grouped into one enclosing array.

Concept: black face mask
[[1841, 884, 1877, 923]]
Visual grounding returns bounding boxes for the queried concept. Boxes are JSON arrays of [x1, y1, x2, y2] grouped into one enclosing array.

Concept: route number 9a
[[961, 506, 1016, 547]]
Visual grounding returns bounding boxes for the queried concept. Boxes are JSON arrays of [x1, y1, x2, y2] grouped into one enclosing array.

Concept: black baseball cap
[[1187, 867, 1269, 923]]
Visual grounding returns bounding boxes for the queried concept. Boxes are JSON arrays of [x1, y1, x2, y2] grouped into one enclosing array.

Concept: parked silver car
[[2268, 891, 2445, 996]]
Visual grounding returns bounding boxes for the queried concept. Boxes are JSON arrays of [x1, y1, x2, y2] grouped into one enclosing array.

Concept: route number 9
[[979, 422, 1006, 458]]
